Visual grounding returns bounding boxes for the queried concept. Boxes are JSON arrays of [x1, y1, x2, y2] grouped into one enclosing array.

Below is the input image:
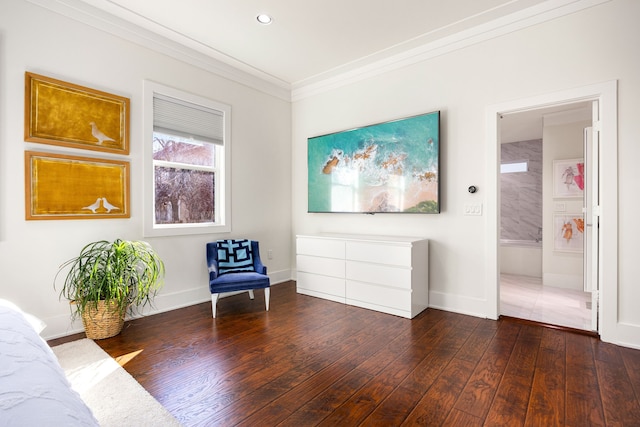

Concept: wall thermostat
[[468, 185, 477, 193]]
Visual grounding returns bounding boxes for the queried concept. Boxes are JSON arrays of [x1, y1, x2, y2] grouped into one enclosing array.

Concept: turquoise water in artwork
[[308, 111, 440, 213]]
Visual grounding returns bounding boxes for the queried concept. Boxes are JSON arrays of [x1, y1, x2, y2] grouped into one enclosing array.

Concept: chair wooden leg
[[265, 287, 270, 311], [211, 294, 219, 318], [248, 290, 255, 300]]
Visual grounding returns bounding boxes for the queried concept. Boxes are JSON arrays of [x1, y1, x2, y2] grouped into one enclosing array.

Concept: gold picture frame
[[25, 72, 130, 154], [25, 151, 130, 220]]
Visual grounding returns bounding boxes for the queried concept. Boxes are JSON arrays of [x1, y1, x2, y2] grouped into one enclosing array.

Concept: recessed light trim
[[256, 14, 273, 25]]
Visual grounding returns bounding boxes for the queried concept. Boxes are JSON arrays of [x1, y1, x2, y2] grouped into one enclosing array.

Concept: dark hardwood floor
[[49, 281, 640, 426]]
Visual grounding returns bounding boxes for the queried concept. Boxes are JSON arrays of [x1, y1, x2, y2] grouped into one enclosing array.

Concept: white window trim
[[143, 80, 231, 237]]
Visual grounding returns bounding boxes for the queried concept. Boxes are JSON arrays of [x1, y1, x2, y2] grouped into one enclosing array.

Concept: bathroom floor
[[500, 273, 593, 331]]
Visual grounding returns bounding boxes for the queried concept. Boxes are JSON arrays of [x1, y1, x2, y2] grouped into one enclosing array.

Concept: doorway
[[485, 81, 618, 341], [498, 103, 592, 331]]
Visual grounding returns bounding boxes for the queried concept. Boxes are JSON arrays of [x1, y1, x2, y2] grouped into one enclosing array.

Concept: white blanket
[[0, 299, 98, 426]]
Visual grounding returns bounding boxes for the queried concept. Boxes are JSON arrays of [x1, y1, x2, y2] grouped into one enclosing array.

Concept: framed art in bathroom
[[553, 213, 584, 253], [552, 158, 584, 198]]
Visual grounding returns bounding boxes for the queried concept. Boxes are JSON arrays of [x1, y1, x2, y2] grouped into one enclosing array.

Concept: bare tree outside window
[[153, 133, 216, 224]]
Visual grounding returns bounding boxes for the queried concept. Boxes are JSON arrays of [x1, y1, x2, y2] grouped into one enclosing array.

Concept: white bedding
[[0, 299, 98, 426]]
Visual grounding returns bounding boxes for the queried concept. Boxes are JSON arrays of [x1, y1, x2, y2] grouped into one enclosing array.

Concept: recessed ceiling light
[[256, 14, 273, 25]]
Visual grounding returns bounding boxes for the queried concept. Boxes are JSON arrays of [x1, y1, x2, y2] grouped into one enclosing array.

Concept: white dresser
[[296, 233, 429, 318]]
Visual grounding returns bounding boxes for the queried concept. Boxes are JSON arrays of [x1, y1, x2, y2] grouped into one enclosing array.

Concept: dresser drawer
[[297, 254, 344, 278], [346, 261, 411, 289], [297, 271, 345, 299], [346, 280, 411, 312], [346, 241, 412, 267], [297, 237, 345, 259]]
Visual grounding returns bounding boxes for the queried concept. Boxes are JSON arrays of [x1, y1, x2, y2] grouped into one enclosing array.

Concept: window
[[144, 81, 230, 236], [500, 161, 528, 174]]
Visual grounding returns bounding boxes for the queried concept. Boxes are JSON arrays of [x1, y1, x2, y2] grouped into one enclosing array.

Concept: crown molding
[[25, 0, 292, 101], [291, 0, 610, 101], [25, 0, 609, 103]]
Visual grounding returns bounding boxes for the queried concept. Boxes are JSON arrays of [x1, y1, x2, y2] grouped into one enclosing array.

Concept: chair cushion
[[209, 271, 270, 293], [216, 239, 255, 275]]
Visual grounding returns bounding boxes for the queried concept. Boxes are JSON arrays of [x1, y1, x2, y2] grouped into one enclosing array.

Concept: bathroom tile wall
[[501, 139, 542, 241]]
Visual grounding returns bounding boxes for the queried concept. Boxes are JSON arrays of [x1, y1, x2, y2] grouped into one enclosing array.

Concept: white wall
[[2, 0, 639, 349], [0, 1, 292, 338], [292, 0, 640, 347], [500, 244, 542, 277]]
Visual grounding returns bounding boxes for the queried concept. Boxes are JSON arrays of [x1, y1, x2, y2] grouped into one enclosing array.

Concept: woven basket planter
[[80, 300, 126, 340]]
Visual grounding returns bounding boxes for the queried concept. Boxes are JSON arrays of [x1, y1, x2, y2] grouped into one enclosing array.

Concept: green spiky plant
[[56, 239, 165, 322]]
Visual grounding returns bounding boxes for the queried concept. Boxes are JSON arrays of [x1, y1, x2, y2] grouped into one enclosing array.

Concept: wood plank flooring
[[49, 281, 640, 426]]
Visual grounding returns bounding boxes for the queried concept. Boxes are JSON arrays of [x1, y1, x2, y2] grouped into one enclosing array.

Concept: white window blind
[[153, 94, 224, 145]]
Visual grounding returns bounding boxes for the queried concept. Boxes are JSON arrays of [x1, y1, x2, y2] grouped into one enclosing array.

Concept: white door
[[583, 100, 600, 332]]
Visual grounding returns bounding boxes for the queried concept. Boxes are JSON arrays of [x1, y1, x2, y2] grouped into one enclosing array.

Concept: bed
[[0, 299, 98, 426]]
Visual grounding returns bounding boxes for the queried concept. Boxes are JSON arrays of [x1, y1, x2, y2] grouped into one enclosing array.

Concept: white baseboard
[[607, 321, 640, 350], [268, 269, 292, 286], [543, 273, 583, 290], [43, 314, 86, 340], [43, 269, 293, 340], [428, 290, 490, 319]]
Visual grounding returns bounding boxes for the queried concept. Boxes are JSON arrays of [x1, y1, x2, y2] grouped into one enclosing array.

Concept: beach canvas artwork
[[307, 111, 440, 214]]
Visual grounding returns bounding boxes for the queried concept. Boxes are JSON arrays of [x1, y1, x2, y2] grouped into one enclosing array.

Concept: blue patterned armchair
[[206, 239, 270, 318]]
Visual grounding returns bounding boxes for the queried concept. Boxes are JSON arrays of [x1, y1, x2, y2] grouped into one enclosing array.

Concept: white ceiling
[[34, 0, 595, 142], [73, 0, 550, 86]]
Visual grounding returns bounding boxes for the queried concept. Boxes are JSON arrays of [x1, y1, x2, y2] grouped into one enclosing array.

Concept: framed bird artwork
[[24, 151, 130, 220], [553, 213, 584, 253], [24, 72, 130, 155]]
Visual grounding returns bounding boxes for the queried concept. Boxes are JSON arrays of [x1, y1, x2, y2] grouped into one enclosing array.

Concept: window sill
[[143, 222, 231, 237]]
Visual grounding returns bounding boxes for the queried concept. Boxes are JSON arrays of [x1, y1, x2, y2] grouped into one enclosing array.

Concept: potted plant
[[56, 239, 165, 339]]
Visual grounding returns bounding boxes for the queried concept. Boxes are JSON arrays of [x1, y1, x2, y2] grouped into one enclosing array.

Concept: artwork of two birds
[[82, 197, 120, 214]]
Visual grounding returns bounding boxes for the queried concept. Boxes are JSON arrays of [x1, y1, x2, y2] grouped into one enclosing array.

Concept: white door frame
[[484, 81, 618, 343]]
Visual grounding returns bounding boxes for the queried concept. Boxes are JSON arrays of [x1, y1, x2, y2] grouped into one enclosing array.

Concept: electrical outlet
[[464, 203, 483, 216], [267, 249, 273, 260]]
